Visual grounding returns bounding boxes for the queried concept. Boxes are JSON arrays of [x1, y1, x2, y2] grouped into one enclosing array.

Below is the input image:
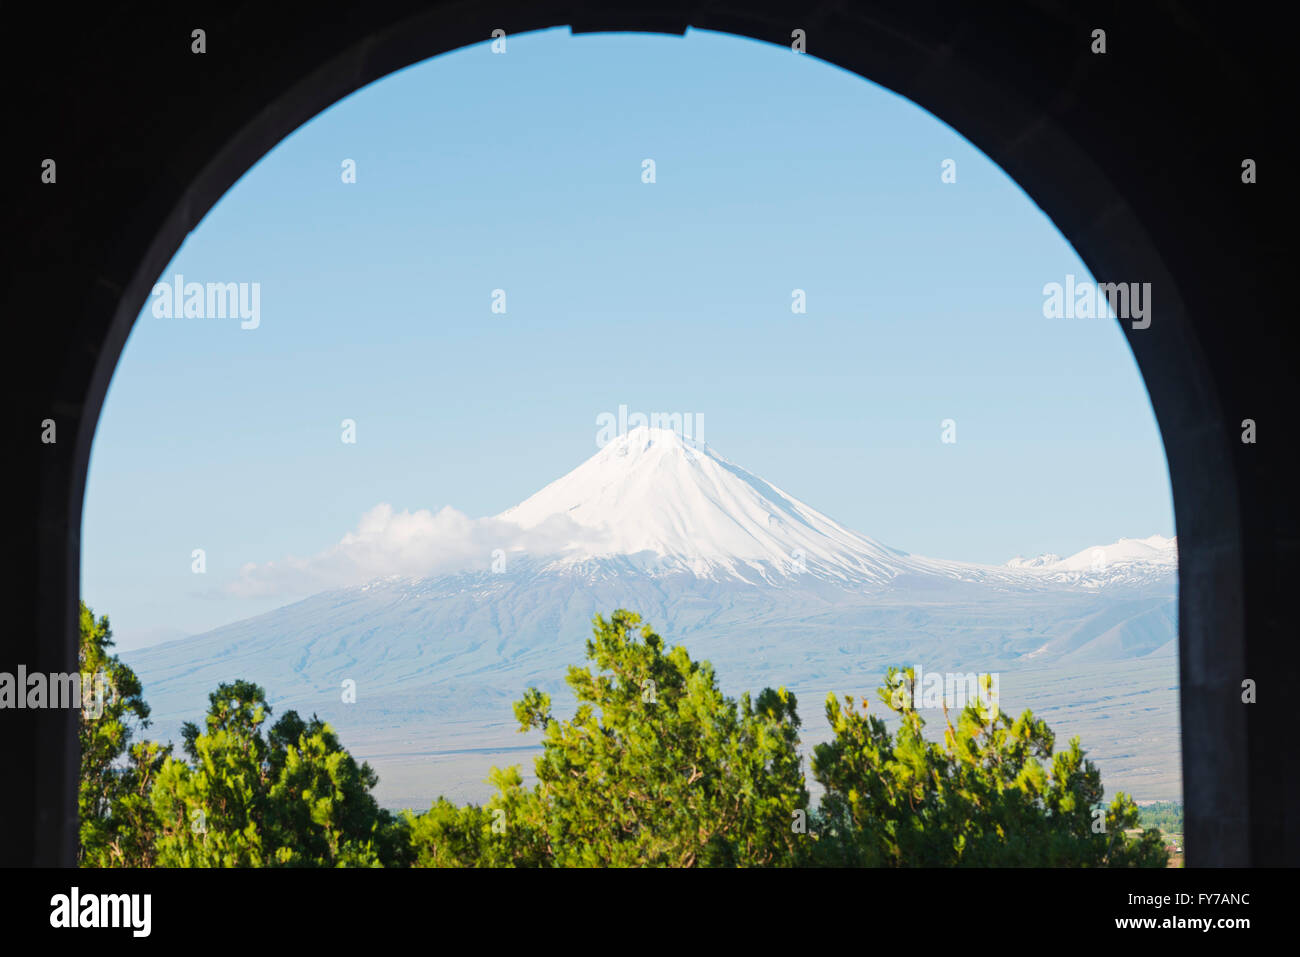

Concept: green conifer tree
[[78, 601, 169, 866], [407, 610, 810, 867], [804, 667, 1168, 866]]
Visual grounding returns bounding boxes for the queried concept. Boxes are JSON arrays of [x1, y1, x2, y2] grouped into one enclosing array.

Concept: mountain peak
[[1004, 532, 1177, 589], [591, 425, 709, 463], [487, 430, 1177, 594], [496, 428, 906, 584]]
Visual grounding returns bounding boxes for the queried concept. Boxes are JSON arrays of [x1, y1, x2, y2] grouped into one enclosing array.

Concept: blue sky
[[82, 27, 1174, 650]]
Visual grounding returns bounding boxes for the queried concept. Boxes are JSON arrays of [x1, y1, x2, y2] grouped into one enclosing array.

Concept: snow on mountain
[[1056, 534, 1177, 570], [494, 427, 1174, 594], [1006, 534, 1177, 588], [496, 427, 1021, 589], [1005, 553, 1062, 569]]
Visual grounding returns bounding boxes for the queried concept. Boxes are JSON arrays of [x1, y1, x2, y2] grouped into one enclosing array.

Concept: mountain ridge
[[491, 426, 1175, 592]]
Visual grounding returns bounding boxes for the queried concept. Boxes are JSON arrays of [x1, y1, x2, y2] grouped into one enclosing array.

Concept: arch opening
[[13, 5, 1260, 867]]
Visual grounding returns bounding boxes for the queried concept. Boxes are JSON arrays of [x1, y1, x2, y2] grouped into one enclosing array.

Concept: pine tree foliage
[[77, 602, 170, 866], [413, 610, 811, 867], [150, 681, 401, 866], [804, 667, 1168, 866]]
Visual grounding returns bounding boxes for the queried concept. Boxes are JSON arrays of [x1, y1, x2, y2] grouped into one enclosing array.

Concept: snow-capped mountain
[[1006, 534, 1177, 588], [494, 427, 1173, 594], [497, 427, 959, 585], [124, 427, 1179, 808]]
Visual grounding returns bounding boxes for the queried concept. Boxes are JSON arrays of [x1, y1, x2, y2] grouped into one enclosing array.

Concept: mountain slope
[[124, 426, 1178, 807], [1007, 533, 1177, 588], [498, 428, 917, 583]]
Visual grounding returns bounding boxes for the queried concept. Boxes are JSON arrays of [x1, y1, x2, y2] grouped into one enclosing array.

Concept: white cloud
[[224, 503, 594, 599]]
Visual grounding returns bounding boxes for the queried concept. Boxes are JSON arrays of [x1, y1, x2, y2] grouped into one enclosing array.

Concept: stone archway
[[5, 2, 1290, 866]]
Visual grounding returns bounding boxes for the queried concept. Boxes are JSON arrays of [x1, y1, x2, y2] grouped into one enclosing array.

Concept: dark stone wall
[[2, 1, 1293, 865]]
